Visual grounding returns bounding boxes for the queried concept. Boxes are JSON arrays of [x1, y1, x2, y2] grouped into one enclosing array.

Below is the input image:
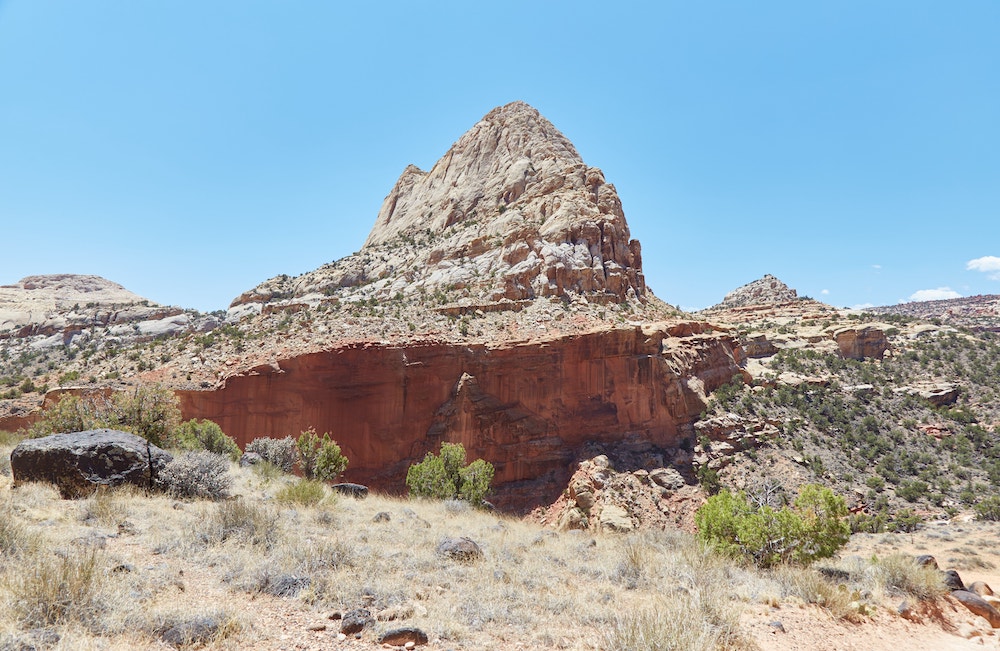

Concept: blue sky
[[1, 2, 998, 312]]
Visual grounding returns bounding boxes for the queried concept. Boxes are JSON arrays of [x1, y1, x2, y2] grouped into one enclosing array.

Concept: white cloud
[[967, 256, 1000, 280], [821, 289, 829, 295], [908, 287, 961, 302], [871, 264, 882, 270]]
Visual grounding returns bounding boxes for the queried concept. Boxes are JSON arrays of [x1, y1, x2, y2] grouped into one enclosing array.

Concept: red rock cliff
[[177, 322, 744, 510]]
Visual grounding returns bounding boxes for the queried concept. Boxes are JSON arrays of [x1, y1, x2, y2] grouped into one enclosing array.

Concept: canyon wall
[[178, 322, 745, 510]]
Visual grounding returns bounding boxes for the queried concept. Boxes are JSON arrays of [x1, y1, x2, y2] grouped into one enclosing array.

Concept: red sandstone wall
[[177, 325, 744, 508]]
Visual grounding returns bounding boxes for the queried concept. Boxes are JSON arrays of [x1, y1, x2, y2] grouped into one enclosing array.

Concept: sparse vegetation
[[406, 442, 494, 506], [295, 427, 348, 481]]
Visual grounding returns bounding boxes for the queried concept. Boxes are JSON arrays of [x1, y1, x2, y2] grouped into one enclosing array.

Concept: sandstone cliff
[[232, 102, 646, 314], [178, 322, 745, 511]]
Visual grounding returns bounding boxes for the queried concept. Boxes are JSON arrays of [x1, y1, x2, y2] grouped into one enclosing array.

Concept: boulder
[[437, 536, 483, 561], [952, 590, 1000, 628], [943, 569, 966, 591], [10, 429, 172, 498]]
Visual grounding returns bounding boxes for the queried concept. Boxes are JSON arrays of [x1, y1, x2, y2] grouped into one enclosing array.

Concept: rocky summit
[[232, 101, 645, 314], [710, 273, 799, 310]]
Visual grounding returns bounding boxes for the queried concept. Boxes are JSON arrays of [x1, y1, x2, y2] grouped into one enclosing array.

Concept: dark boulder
[[331, 483, 369, 498], [339, 609, 372, 635], [10, 429, 172, 498], [943, 569, 966, 592]]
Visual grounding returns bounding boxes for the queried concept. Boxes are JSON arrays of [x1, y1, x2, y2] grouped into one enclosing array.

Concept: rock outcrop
[[232, 102, 645, 312], [10, 428, 173, 498], [834, 325, 889, 360], [710, 274, 799, 310], [178, 322, 745, 511]]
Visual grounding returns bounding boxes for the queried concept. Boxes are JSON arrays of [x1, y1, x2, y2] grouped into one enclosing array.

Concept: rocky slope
[[870, 294, 1000, 331]]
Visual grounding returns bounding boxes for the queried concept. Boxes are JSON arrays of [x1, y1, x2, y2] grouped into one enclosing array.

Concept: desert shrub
[[27, 386, 182, 446], [212, 498, 280, 548], [174, 419, 241, 461], [695, 484, 850, 567], [0, 502, 38, 557], [26, 393, 98, 437], [7, 550, 109, 627], [974, 496, 1000, 521], [246, 436, 297, 473], [869, 553, 946, 599], [772, 565, 862, 621], [162, 451, 232, 500], [295, 427, 348, 481], [276, 479, 327, 506], [405, 442, 494, 506], [80, 485, 132, 525], [104, 385, 182, 447]]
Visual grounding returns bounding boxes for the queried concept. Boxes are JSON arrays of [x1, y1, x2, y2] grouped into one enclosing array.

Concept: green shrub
[[295, 427, 348, 481], [975, 496, 1000, 521], [28, 386, 182, 447], [174, 419, 241, 460], [406, 442, 494, 506], [695, 484, 850, 568]]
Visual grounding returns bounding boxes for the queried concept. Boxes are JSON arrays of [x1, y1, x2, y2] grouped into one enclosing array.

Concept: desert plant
[[104, 385, 182, 447], [974, 495, 1000, 521], [295, 427, 348, 481], [162, 451, 232, 500], [406, 442, 494, 506], [26, 393, 98, 437], [869, 553, 947, 599], [276, 479, 327, 506], [212, 498, 280, 548], [174, 419, 241, 461], [7, 550, 109, 627], [246, 436, 297, 473], [695, 484, 850, 567]]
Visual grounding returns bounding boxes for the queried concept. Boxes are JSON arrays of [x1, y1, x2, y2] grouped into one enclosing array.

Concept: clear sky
[[1, 2, 998, 312]]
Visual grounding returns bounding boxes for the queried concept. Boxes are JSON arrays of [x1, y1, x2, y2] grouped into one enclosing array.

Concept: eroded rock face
[[178, 322, 744, 511], [232, 102, 645, 311], [834, 325, 889, 360], [10, 429, 173, 498]]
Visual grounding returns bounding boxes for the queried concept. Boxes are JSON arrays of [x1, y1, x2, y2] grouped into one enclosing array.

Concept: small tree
[[695, 483, 849, 567], [104, 385, 182, 447], [174, 419, 241, 461], [295, 427, 348, 481], [406, 442, 494, 506]]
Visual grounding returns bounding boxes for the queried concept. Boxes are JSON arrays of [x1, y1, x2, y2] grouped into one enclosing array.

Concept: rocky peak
[[711, 274, 799, 310], [234, 101, 646, 312]]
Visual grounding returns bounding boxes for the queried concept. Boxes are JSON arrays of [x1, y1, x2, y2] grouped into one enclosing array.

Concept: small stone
[[337, 633, 347, 641], [372, 511, 391, 523], [340, 608, 373, 635], [943, 569, 966, 591], [768, 620, 785, 633]]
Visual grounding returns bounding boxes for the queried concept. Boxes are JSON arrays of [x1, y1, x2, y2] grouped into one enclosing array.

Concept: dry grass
[[0, 459, 979, 650]]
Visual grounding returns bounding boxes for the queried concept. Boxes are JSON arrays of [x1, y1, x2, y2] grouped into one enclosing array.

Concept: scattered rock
[[158, 616, 224, 647], [952, 590, 1000, 628], [331, 483, 369, 499], [339, 609, 373, 635], [970, 581, 995, 597], [372, 511, 391, 523], [378, 627, 429, 646], [239, 452, 263, 467], [649, 467, 685, 490], [436, 536, 483, 561], [915, 554, 938, 569], [599, 503, 634, 532], [11, 429, 173, 498], [767, 620, 786, 633], [943, 569, 966, 591]]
